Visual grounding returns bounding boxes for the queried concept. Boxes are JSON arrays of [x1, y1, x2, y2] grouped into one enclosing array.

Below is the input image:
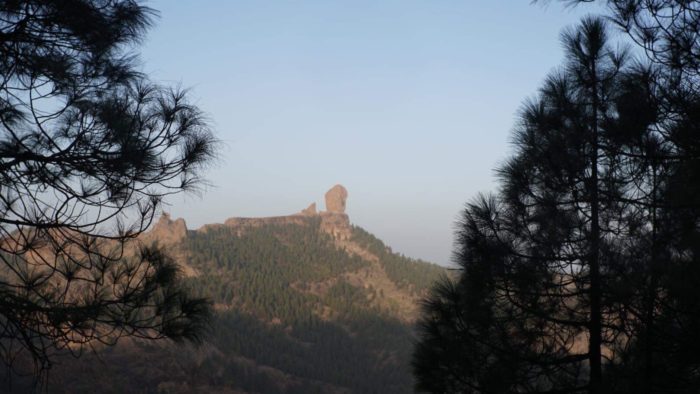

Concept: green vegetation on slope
[[180, 220, 432, 392], [351, 225, 446, 295]]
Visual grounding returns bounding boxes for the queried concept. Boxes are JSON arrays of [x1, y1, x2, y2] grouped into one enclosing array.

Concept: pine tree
[[0, 0, 216, 379], [413, 17, 668, 393]]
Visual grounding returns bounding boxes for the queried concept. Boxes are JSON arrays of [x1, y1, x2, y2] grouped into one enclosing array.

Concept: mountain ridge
[[147, 183, 354, 247], [19, 185, 446, 393]]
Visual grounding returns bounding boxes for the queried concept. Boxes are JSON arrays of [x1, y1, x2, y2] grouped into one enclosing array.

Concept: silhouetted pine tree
[[0, 0, 217, 382], [413, 17, 675, 393], [543, 2, 700, 392]]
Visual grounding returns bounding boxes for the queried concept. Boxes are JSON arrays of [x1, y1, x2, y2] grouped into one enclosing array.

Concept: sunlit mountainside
[[22, 185, 445, 393]]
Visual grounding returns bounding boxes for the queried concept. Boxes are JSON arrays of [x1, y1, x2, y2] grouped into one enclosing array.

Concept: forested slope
[[18, 211, 444, 393]]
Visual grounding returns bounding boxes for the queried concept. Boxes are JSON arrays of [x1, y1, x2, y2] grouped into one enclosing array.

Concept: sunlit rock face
[[300, 202, 317, 216], [324, 184, 348, 214], [320, 185, 350, 240], [148, 212, 188, 244], [150, 185, 353, 244]]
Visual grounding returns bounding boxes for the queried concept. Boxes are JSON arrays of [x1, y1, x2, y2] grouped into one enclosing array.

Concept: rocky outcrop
[[320, 212, 351, 241], [319, 185, 351, 240], [324, 185, 348, 214], [145, 212, 188, 245], [300, 203, 317, 216], [185, 185, 353, 241], [138, 213, 199, 277]]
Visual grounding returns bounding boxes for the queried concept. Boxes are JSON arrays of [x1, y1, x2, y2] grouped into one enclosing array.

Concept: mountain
[[26, 185, 446, 393]]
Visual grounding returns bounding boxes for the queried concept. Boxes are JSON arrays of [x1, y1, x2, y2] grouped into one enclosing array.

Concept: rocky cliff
[[149, 185, 355, 246]]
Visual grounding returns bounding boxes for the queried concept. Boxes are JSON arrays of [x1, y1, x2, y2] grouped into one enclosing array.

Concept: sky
[[140, 1, 603, 266]]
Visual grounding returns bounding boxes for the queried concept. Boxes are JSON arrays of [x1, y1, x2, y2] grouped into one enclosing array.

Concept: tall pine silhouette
[[411, 17, 691, 393]]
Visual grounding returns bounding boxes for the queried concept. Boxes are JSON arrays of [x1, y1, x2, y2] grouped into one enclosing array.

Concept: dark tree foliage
[[0, 0, 216, 381], [554, 1, 700, 392], [562, 1, 700, 79], [412, 17, 688, 393]]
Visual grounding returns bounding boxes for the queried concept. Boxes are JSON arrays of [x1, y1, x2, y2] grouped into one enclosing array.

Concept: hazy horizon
[[142, 1, 603, 266]]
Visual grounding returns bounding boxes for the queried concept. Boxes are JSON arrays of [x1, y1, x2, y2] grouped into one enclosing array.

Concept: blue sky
[[141, 1, 602, 266]]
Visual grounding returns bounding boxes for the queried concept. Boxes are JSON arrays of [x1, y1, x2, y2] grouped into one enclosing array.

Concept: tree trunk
[[588, 59, 603, 394], [645, 163, 658, 394]]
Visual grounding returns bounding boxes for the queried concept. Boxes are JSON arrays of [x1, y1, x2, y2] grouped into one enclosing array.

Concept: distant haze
[[142, 1, 602, 266]]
